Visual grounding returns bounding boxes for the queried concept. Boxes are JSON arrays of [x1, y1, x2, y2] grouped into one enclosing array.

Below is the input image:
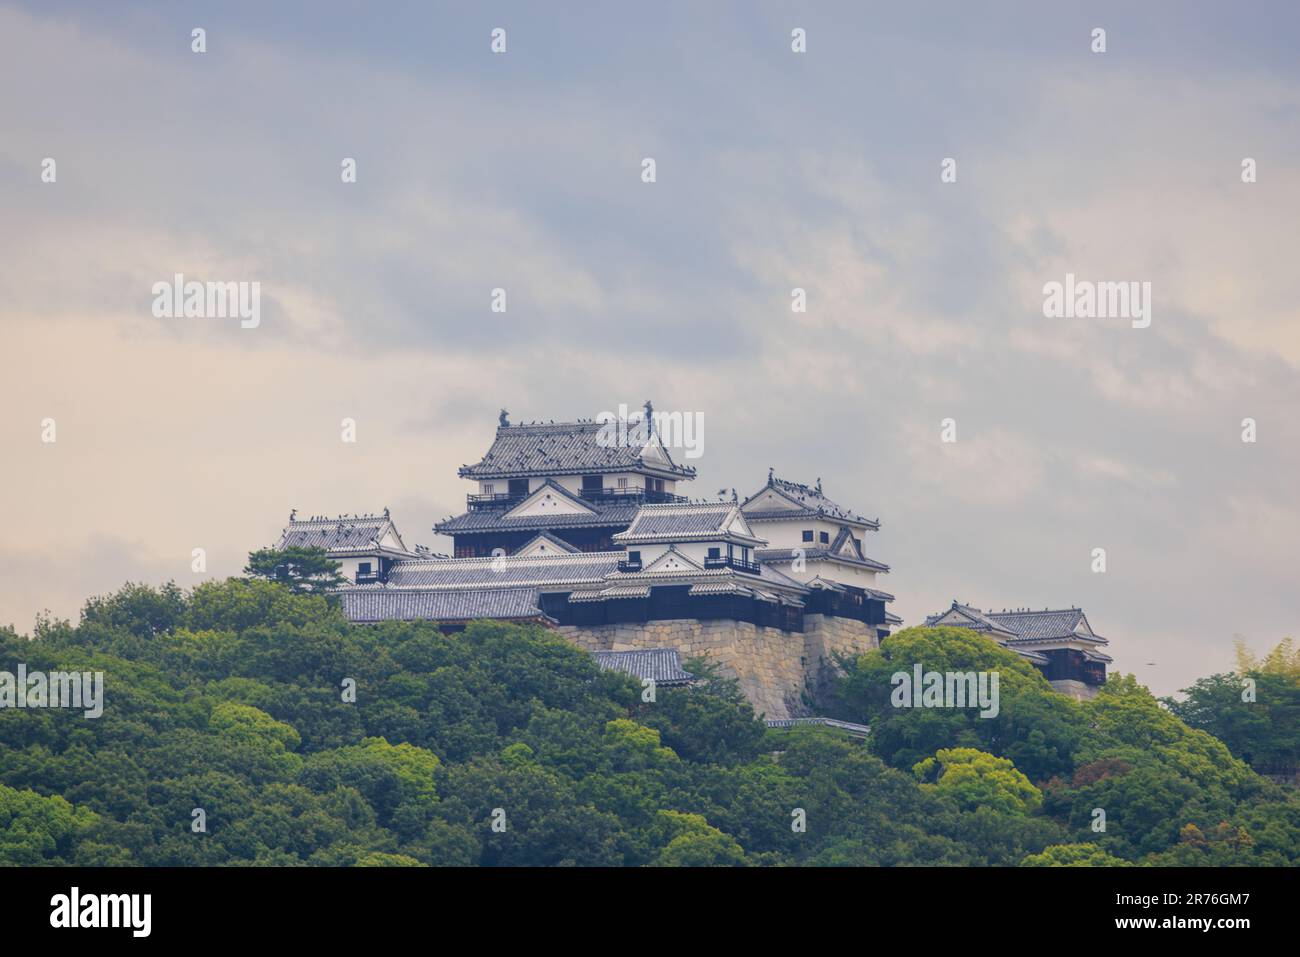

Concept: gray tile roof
[[800, 575, 893, 603], [755, 546, 890, 573], [756, 562, 811, 590], [741, 476, 880, 529], [592, 649, 694, 686], [686, 579, 759, 595], [923, 602, 1018, 637], [459, 420, 696, 479], [613, 503, 766, 545], [924, 602, 1110, 649], [986, 608, 1106, 643], [517, 530, 580, 553], [435, 501, 641, 535], [341, 587, 544, 623], [276, 513, 409, 554], [374, 551, 622, 589]]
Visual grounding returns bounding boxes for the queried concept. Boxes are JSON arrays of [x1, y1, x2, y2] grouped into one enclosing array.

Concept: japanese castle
[[271, 405, 1111, 712]]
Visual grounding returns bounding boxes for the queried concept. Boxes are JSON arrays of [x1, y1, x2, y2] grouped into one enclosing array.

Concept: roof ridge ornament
[[499, 408, 510, 428]]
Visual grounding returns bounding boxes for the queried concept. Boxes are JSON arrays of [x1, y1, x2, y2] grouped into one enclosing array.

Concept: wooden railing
[[580, 487, 689, 504], [465, 492, 529, 510], [703, 556, 761, 574]]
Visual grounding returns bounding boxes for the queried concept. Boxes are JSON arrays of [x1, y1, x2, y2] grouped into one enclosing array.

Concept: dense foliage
[[1163, 639, 1300, 780], [1, 581, 1296, 866]]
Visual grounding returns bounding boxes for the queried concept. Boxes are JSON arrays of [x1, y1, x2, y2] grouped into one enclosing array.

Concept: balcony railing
[[465, 492, 530, 510], [579, 486, 689, 504], [467, 485, 690, 510], [616, 559, 643, 573], [703, 556, 761, 575]]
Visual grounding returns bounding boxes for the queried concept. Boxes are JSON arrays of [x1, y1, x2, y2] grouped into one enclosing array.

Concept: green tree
[[1166, 669, 1300, 778], [0, 784, 98, 865], [1021, 842, 1131, 867], [914, 748, 1042, 815], [4, 577, 1296, 869], [837, 626, 1082, 781], [652, 811, 745, 866], [245, 546, 346, 594]]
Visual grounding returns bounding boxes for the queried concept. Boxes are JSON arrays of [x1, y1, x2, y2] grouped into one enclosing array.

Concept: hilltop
[[0, 579, 1296, 866]]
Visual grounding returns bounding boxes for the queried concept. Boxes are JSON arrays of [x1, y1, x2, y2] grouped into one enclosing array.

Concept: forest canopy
[[0, 579, 1296, 866]]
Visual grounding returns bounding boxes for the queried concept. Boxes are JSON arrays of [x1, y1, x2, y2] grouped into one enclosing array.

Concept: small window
[[617, 476, 628, 488], [582, 474, 603, 490], [707, 547, 721, 559], [627, 551, 641, 563], [483, 483, 495, 494], [358, 562, 372, 575], [819, 531, 830, 544], [801, 530, 814, 542], [508, 479, 529, 497]]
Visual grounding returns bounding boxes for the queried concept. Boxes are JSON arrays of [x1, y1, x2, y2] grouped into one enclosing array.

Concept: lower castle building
[[271, 406, 1111, 716], [923, 602, 1113, 700]]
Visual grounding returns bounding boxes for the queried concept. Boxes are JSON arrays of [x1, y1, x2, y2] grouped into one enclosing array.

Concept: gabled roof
[[640, 545, 705, 573], [923, 602, 1020, 640], [341, 587, 545, 623], [924, 602, 1111, 649], [592, 649, 695, 686], [598, 549, 810, 598], [515, 530, 580, 555], [459, 419, 696, 480], [829, 527, 862, 560], [434, 500, 640, 535], [801, 575, 894, 602], [754, 545, 891, 573], [613, 503, 766, 546], [740, 476, 879, 530], [501, 479, 598, 519], [756, 562, 810, 591], [275, 512, 414, 557], [985, 608, 1108, 645], [370, 551, 622, 590]]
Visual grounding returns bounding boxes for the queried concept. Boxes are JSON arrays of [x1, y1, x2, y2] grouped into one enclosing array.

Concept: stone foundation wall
[[551, 614, 879, 719], [1048, 678, 1100, 701]]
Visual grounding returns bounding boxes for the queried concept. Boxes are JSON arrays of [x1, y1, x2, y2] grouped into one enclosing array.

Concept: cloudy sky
[[3, 1, 1298, 695]]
